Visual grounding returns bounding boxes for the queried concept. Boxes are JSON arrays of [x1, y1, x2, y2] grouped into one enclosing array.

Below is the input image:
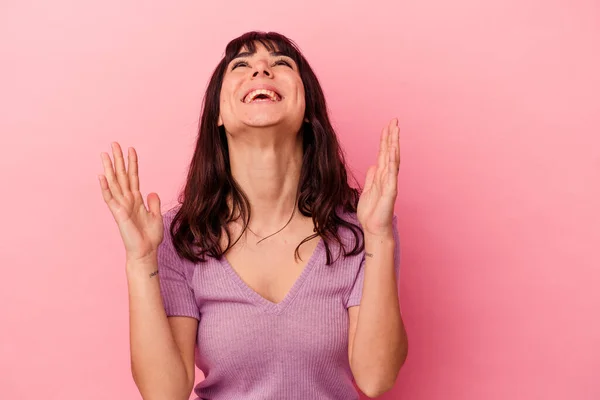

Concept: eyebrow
[[232, 51, 291, 60]]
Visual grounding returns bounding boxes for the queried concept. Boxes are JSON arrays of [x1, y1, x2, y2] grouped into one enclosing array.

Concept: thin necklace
[[246, 200, 297, 245]]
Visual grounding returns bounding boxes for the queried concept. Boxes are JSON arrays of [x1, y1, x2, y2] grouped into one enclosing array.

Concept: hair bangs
[[223, 31, 302, 66]]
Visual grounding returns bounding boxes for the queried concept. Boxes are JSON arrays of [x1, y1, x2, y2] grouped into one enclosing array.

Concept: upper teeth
[[244, 89, 280, 103]]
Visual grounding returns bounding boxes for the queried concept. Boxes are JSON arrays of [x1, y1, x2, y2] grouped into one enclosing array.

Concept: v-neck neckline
[[218, 238, 324, 315]]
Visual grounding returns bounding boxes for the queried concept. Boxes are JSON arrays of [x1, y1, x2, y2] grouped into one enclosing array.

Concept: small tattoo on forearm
[[365, 252, 374, 258], [149, 270, 159, 278]]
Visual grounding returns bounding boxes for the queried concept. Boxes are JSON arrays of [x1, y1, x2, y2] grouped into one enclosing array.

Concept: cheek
[[219, 77, 240, 109], [219, 88, 237, 119], [288, 78, 305, 108], [219, 93, 229, 112], [297, 86, 306, 111]]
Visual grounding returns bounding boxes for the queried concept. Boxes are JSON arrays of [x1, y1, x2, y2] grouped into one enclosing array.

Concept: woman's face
[[218, 43, 306, 135]]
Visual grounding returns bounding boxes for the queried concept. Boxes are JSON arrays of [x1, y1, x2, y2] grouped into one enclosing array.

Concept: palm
[[357, 118, 401, 237], [99, 143, 164, 263]]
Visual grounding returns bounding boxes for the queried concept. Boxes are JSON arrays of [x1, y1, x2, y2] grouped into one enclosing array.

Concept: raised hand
[[357, 118, 401, 237], [98, 142, 164, 264]]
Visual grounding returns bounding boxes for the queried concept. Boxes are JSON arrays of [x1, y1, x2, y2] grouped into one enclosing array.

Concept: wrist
[[125, 257, 159, 278], [364, 234, 395, 261]]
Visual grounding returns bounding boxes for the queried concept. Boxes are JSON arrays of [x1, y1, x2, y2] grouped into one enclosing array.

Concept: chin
[[242, 114, 286, 127]]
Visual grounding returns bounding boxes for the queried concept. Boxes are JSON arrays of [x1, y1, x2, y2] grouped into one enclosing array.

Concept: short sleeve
[[157, 212, 200, 320], [345, 215, 401, 308]]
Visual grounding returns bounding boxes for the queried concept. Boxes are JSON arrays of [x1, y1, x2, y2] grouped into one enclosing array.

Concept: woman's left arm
[[350, 118, 408, 398]]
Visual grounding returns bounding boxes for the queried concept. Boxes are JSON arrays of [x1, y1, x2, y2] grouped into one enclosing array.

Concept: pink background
[[1, 1, 599, 399]]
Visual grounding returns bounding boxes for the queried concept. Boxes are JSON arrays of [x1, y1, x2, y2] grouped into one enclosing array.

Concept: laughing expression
[[218, 43, 306, 134]]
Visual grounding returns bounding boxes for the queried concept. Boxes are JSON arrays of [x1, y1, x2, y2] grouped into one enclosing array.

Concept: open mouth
[[243, 89, 282, 103]]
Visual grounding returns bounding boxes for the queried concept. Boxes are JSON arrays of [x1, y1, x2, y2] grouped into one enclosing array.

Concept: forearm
[[351, 235, 407, 395], [127, 261, 191, 400]]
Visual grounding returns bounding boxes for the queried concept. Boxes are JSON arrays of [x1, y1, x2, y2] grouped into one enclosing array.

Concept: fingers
[[363, 165, 376, 193], [386, 119, 400, 193], [388, 119, 399, 167], [128, 147, 140, 194], [391, 118, 400, 166], [377, 124, 390, 181], [98, 174, 122, 216], [112, 142, 131, 193], [101, 150, 123, 200], [100, 142, 139, 206], [147, 192, 161, 217], [386, 144, 398, 192], [98, 174, 114, 204]]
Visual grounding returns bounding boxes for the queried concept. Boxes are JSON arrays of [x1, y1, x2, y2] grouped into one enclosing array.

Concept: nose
[[252, 60, 272, 78]]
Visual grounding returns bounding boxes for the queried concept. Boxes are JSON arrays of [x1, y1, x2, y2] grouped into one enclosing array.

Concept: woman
[[99, 31, 407, 400]]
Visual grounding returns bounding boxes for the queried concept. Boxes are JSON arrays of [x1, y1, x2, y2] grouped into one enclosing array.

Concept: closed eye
[[230, 58, 294, 71], [231, 61, 248, 70], [273, 59, 292, 68]]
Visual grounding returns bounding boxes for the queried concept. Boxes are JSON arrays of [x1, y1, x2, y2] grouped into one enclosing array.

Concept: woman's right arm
[[126, 261, 198, 400], [127, 259, 198, 400], [98, 142, 197, 400]]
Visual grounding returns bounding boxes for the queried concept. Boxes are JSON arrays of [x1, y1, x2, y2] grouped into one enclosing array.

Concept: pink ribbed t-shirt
[[157, 207, 400, 400]]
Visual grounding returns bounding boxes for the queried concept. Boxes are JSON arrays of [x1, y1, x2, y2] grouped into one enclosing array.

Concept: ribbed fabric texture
[[157, 208, 400, 400]]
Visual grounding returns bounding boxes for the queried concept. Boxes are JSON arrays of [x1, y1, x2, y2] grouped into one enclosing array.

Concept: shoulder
[[162, 204, 182, 224], [161, 205, 187, 239], [158, 205, 184, 257], [331, 210, 363, 252]]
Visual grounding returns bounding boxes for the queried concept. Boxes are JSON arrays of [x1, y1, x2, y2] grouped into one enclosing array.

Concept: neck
[[226, 128, 303, 235]]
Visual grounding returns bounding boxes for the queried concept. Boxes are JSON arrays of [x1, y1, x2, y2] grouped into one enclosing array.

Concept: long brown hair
[[170, 31, 364, 265]]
